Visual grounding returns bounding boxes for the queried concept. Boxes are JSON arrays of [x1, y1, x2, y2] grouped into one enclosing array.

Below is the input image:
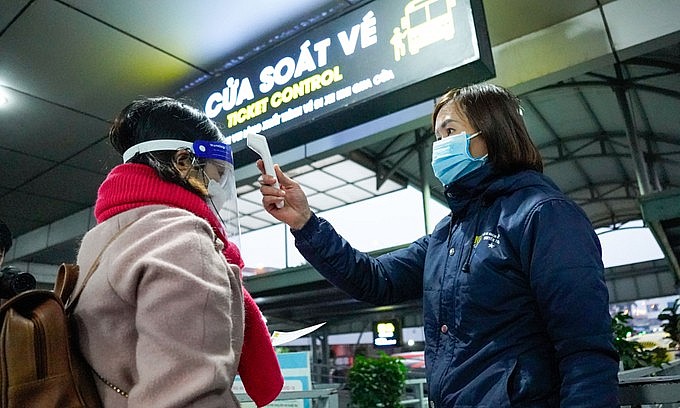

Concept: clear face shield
[[122, 139, 241, 246]]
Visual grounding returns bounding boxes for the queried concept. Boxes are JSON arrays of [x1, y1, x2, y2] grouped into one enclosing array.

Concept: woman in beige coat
[[73, 97, 280, 407]]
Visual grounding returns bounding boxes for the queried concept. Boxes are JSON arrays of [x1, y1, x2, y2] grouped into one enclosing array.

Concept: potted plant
[[658, 298, 680, 349], [347, 352, 407, 407], [612, 312, 669, 369]]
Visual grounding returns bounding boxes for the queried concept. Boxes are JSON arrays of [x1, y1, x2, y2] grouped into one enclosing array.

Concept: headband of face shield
[[122, 139, 241, 245], [122, 139, 232, 163]]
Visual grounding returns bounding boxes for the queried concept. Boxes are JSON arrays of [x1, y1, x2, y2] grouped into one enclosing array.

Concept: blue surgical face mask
[[431, 131, 487, 186]]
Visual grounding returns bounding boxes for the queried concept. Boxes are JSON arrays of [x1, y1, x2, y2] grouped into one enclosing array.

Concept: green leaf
[[348, 352, 407, 407]]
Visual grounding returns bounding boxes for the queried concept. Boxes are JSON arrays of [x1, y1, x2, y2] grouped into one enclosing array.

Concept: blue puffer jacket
[[292, 164, 620, 407]]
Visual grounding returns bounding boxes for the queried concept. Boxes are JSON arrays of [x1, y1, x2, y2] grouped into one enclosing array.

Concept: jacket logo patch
[[474, 231, 500, 248], [473, 235, 482, 247]]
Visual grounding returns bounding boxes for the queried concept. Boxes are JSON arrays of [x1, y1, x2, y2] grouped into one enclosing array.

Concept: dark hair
[[108, 97, 224, 189], [432, 83, 543, 173], [0, 220, 12, 253]]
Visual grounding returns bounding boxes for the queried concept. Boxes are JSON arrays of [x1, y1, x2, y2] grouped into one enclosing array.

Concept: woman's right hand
[[256, 160, 312, 230]]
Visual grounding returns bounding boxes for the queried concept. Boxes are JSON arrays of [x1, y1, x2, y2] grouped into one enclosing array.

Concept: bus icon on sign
[[391, 0, 457, 61]]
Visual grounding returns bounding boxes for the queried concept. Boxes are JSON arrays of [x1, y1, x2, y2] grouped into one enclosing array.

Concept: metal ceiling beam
[[626, 57, 680, 73], [596, 3, 680, 283], [639, 188, 680, 285], [522, 92, 626, 230], [537, 80, 680, 103], [563, 179, 639, 201], [572, 78, 633, 211], [415, 128, 433, 233], [374, 130, 419, 189], [538, 131, 680, 150]]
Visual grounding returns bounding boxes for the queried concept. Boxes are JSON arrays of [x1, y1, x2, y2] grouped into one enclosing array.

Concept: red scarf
[[95, 163, 283, 407]]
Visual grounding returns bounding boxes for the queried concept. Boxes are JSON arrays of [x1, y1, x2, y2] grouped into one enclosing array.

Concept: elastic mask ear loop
[[466, 132, 487, 161], [466, 131, 481, 140]]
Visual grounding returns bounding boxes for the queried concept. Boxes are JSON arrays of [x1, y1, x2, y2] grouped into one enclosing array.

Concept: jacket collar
[[443, 164, 496, 216], [444, 166, 559, 217]]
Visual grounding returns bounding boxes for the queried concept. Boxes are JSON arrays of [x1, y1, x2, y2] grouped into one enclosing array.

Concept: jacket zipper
[[435, 218, 460, 403], [32, 315, 46, 380], [435, 202, 484, 403]]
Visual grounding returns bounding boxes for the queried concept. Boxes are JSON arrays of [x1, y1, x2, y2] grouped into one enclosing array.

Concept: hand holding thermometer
[[247, 133, 284, 208]]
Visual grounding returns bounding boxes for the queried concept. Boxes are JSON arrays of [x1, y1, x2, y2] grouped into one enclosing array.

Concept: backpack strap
[[66, 221, 136, 310], [54, 263, 80, 304], [59, 221, 136, 399]]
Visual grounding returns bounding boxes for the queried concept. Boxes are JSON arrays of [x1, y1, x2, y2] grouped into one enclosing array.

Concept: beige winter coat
[[74, 205, 244, 407]]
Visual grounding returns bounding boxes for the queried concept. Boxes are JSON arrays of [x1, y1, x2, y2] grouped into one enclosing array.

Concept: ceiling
[[1, 0, 680, 331]]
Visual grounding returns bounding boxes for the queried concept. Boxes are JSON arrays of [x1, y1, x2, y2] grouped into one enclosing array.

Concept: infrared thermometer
[[246, 133, 284, 208]]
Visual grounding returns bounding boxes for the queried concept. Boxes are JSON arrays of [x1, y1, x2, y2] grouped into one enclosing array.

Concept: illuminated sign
[[373, 319, 402, 348], [183, 0, 493, 166]]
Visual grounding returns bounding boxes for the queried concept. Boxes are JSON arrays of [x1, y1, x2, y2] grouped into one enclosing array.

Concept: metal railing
[[398, 376, 680, 408], [236, 385, 340, 408], [401, 378, 428, 407], [618, 359, 680, 407], [619, 375, 680, 407], [234, 360, 680, 407]]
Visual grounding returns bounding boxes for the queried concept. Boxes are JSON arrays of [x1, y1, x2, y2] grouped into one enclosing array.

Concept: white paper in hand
[[271, 322, 327, 346]]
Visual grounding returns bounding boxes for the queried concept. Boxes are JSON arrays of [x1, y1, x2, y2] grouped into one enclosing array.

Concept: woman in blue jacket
[[257, 83, 620, 407]]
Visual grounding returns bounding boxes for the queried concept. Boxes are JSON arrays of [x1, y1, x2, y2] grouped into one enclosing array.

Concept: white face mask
[[207, 178, 228, 211], [201, 162, 241, 247]]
